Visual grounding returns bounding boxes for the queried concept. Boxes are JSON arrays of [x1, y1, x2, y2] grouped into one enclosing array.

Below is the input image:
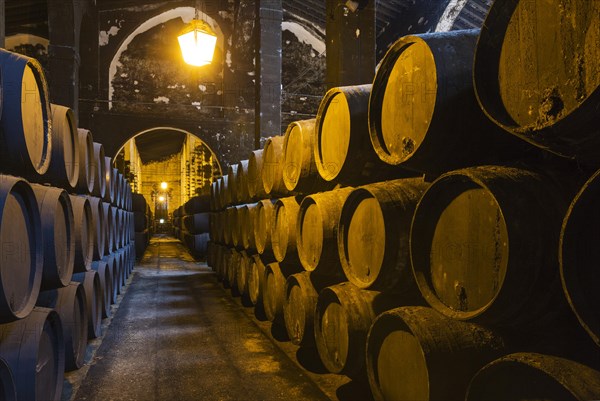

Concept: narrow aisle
[[74, 236, 330, 401]]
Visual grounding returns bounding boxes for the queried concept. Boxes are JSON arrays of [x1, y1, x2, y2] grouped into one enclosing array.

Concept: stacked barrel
[[132, 193, 152, 259], [178, 195, 211, 260], [208, 2, 600, 399], [0, 48, 136, 401]]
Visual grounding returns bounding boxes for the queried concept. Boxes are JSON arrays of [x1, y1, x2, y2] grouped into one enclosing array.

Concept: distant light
[[158, 196, 165, 202], [159, 219, 165, 224], [178, 20, 217, 67], [160, 182, 168, 190]]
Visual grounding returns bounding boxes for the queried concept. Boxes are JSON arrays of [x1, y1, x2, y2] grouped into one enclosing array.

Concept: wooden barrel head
[[273, 203, 289, 261], [255, 200, 275, 254], [248, 149, 265, 200], [316, 92, 350, 181], [411, 176, 509, 320], [284, 282, 307, 344], [467, 353, 600, 401], [283, 124, 304, 189], [298, 200, 324, 270], [263, 263, 285, 322], [262, 136, 285, 195], [49, 104, 79, 189], [317, 299, 349, 373], [248, 255, 266, 305], [375, 38, 437, 164], [0, 177, 42, 321], [340, 190, 386, 288]]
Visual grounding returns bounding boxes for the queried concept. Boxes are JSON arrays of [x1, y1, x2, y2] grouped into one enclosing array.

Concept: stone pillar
[[254, 0, 282, 148]]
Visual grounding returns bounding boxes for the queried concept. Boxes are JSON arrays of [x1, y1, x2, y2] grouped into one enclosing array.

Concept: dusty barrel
[[0, 307, 65, 401], [369, 30, 529, 175], [410, 165, 576, 326], [338, 179, 428, 291], [87, 196, 106, 261], [297, 187, 354, 276], [31, 184, 75, 290], [92, 260, 113, 318], [227, 164, 239, 204], [254, 199, 277, 255], [474, 0, 600, 166], [467, 353, 600, 401], [263, 262, 302, 324], [72, 271, 102, 339], [283, 119, 333, 194], [272, 196, 302, 263], [241, 202, 259, 251], [0, 176, 43, 322], [236, 251, 253, 297], [315, 84, 401, 185], [236, 160, 250, 203], [76, 129, 95, 194], [560, 169, 600, 346], [183, 212, 210, 234], [283, 272, 342, 347], [366, 306, 505, 401], [47, 104, 79, 189], [91, 143, 106, 199], [102, 202, 114, 255], [69, 195, 94, 272], [0, 49, 51, 177], [314, 282, 402, 377], [36, 282, 88, 371], [0, 357, 16, 401], [248, 149, 267, 200], [248, 255, 267, 307], [102, 254, 118, 304], [103, 156, 114, 203], [262, 136, 289, 196]]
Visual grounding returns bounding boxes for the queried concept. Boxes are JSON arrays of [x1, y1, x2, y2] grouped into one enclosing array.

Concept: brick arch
[[111, 126, 224, 176]]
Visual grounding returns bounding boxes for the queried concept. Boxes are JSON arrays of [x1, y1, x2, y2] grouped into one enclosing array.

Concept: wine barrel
[[248, 149, 267, 200], [91, 143, 106, 199], [215, 246, 230, 284], [410, 165, 577, 326], [69, 195, 94, 272], [0, 175, 43, 322], [87, 196, 106, 261], [72, 271, 102, 339], [103, 156, 114, 204], [102, 202, 114, 255], [192, 233, 210, 259], [366, 306, 505, 401], [467, 353, 600, 401], [370, 30, 532, 175], [474, 0, 600, 167], [236, 160, 250, 203], [283, 272, 342, 347], [222, 206, 236, 247], [102, 254, 118, 305], [227, 164, 239, 204], [263, 262, 302, 324], [226, 249, 242, 294], [182, 212, 210, 234], [297, 187, 354, 276], [131, 193, 147, 213], [36, 282, 88, 371], [283, 119, 333, 194], [272, 196, 302, 263], [262, 136, 289, 196], [92, 260, 112, 318], [255, 199, 277, 255], [236, 251, 253, 297], [218, 176, 232, 209], [117, 173, 126, 210], [115, 250, 126, 290], [135, 230, 149, 259], [184, 195, 211, 215], [111, 206, 120, 251], [248, 254, 267, 307], [314, 84, 402, 185], [230, 205, 245, 249], [0, 307, 64, 401], [0, 49, 51, 177], [314, 282, 403, 377], [241, 203, 259, 251], [112, 168, 121, 207], [31, 184, 75, 290], [209, 180, 219, 211], [560, 169, 600, 346], [76, 129, 94, 194], [47, 104, 79, 189], [338, 178, 428, 291], [0, 357, 16, 401]]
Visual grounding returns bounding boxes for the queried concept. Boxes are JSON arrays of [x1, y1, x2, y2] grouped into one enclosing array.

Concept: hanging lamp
[[178, 3, 217, 67]]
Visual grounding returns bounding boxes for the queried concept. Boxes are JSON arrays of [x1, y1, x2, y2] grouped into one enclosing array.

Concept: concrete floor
[[69, 236, 332, 401]]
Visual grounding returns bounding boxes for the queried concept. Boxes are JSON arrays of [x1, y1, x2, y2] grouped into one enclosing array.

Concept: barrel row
[[132, 193, 153, 260], [173, 196, 211, 260]]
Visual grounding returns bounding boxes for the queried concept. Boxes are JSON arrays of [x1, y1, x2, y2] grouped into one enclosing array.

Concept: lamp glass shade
[[178, 20, 217, 67]]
